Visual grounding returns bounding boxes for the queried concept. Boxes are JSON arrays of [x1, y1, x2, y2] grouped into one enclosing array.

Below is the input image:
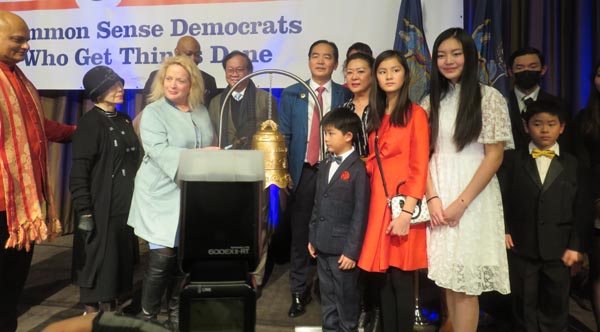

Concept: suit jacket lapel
[[542, 157, 564, 192], [327, 151, 358, 189], [300, 82, 310, 118], [509, 92, 528, 145], [522, 152, 543, 189], [320, 160, 333, 189], [331, 84, 341, 106]]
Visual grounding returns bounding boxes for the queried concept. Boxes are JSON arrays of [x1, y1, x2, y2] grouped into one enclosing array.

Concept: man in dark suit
[[500, 100, 592, 332], [507, 47, 571, 151], [279, 40, 352, 317], [308, 108, 369, 331]]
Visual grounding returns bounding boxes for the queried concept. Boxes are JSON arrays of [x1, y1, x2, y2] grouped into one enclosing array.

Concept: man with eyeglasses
[[208, 50, 278, 150]]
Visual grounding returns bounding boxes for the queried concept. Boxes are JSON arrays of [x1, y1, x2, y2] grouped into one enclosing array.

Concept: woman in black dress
[[70, 66, 140, 314]]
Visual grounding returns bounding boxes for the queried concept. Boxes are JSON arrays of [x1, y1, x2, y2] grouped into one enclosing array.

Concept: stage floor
[[16, 235, 596, 332]]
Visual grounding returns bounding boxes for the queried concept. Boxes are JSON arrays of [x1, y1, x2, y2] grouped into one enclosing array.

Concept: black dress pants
[[0, 212, 34, 332], [317, 253, 361, 332], [509, 251, 570, 332], [380, 267, 414, 332], [288, 164, 318, 293]]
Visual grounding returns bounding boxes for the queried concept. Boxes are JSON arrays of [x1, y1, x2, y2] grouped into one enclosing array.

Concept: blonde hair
[[147, 56, 205, 109]]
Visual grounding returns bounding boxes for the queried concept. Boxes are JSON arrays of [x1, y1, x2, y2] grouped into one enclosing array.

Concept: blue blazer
[[278, 81, 351, 189]]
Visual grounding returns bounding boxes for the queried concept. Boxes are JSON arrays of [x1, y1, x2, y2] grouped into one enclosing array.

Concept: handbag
[[374, 131, 430, 224]]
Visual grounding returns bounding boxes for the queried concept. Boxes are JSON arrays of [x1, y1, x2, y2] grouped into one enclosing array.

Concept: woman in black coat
[[70, 66, 140, 314]]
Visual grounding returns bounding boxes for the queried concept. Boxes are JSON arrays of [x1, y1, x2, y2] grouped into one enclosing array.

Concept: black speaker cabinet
[[179, 282, 256, 332], [177, 150, 265, 282], [180, 180, 262, 281]]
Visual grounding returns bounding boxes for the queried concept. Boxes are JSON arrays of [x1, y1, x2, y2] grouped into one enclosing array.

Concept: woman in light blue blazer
[[127, 56, 215, 329]]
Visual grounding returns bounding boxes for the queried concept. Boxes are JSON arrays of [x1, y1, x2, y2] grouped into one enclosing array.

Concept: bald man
[[0, 10, 75, 332], [140, 36, 218, 109]]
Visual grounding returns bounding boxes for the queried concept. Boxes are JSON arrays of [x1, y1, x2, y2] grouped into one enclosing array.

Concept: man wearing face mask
[[507, 47, 571, 151]]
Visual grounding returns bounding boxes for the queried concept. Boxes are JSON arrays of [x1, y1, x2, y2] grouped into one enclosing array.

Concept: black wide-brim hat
[[82, 66, 124, 101]]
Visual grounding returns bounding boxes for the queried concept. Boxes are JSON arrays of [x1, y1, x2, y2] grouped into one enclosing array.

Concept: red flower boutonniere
[[340, 171, 350, 181]]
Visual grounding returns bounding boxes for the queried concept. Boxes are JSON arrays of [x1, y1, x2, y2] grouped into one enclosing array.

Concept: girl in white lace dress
[[421, 28, 513, 331]]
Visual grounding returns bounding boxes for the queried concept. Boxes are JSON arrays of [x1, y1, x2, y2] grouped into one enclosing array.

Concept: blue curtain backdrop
[[465, 0, 599, 114]]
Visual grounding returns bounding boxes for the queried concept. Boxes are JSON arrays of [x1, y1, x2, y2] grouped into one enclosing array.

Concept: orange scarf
[[0, 66, 61, 251]]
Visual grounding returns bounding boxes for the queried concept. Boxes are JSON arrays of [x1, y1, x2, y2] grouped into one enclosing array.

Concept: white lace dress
[[422, 84, 513, 295]]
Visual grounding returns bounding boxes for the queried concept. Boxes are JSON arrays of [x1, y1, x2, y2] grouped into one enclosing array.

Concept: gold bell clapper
[[252, 119, 291, 228]]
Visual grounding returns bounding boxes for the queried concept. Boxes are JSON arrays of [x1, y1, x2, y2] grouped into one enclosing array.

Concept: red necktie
[[307, 86, 325, 165]]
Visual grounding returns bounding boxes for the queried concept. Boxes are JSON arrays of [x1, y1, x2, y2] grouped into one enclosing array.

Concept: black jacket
[[499, 148, 592, 260], [308, 150, 370, 260]]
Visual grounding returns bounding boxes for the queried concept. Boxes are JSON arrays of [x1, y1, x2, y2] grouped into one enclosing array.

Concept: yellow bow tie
[[531, 149, 555, 159]]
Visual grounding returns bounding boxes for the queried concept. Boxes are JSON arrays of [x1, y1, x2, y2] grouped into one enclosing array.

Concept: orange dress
[[357, 104, 430, 272]]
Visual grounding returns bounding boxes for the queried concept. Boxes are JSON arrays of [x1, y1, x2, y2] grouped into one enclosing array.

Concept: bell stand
[[218, 69, 326, 160], [413, 269, 435, 331]]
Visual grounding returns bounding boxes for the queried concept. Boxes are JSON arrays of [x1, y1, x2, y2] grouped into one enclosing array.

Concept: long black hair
[[580, 62, 600, 139], [429, 28, 482, 152], [367, 50, 412, 132]]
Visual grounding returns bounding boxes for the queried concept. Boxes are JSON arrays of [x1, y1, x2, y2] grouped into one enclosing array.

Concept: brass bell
[[252, 120, 292, 189]]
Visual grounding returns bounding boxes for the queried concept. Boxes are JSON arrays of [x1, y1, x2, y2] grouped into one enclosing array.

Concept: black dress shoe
[[288, 292, 312, 318]]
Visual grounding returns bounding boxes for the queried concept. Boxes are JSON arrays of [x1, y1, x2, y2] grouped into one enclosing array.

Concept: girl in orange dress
[[357, 50, 430, 332]]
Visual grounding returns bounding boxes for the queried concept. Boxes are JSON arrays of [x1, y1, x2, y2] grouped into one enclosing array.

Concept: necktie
[[233, 92, 243, 101], [523, 97, 534, 111], [307, 86, 325, 165], [328, 153, 342, 165], [531, 149, 555, 159]]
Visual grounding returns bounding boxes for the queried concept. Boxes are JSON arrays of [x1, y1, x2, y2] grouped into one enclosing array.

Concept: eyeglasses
[[226, 67, 248, 75]]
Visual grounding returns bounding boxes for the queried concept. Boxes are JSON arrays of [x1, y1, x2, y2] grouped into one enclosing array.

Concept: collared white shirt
[[328, 147, 354, 183], [232, 87, 246, 101], [305, 79, 333, 162], [515, 86, 540, 113], [528, 141, 559, 184]]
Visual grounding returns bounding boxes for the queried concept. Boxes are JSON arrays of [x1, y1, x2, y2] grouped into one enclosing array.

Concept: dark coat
[[207, 84, 278, 149], [308, 150, 370, 260], [70, 107, 140, 288], [499, 148, 592, 260]]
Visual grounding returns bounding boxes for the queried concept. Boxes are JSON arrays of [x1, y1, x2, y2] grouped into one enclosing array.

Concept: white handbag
[[375, 132, 430, 225]]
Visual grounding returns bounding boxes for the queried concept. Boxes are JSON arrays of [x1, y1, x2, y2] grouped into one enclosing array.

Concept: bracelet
[[401, 209, 414, 215], [426, 196, 439, 203]]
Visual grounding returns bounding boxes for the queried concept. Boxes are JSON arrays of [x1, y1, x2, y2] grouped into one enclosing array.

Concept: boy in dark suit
[[308, 107, 370, 332], [501, 100, 591, 332]]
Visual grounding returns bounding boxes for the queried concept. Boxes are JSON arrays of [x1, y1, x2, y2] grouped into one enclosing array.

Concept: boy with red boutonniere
[[308, 107, 370, 331]]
